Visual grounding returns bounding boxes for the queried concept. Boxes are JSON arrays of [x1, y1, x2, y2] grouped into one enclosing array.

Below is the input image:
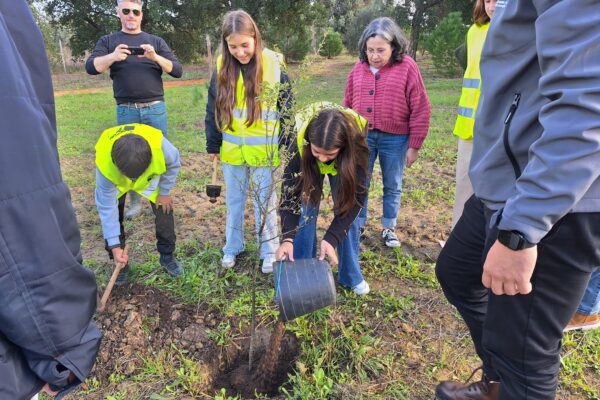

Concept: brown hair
[[216, 10, 264, 130], [473, 0, 491, 26], [111, 134, 152, 179], [301, 109, 369, 216]]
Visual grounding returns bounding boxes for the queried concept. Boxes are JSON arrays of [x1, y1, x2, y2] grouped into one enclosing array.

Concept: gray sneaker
[[159, 254, 183, 276], [382, 228, 401, 248]]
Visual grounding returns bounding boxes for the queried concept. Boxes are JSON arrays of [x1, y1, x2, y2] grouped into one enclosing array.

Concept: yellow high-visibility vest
[[217, 48, 284, 167], [95, 123, 166, 202], [295, 102, 367, 176], [453, 22, 490, 140]]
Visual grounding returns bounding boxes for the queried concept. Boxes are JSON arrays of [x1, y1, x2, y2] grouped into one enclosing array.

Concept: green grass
[[53, 54, 599, 400]]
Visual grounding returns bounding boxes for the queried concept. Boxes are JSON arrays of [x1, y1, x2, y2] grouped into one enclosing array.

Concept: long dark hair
[[473, 0, 491, 26], [301, 109, 369, 216], [216, 9, 264, 130]]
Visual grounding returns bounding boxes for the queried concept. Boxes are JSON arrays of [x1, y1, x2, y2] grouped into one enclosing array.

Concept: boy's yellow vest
[[95, 124, 166, 202], [295, 102, 367, 176], [453, 22, 490, 140], [217, 48, 284, 167]]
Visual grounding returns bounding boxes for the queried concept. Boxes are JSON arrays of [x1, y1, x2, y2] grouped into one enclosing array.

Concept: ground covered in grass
[[51, 54, 599, 400]]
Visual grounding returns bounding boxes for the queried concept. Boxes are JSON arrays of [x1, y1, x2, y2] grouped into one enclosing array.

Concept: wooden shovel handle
[[98, 244, 129, 312], [212, 157, 218, 185]]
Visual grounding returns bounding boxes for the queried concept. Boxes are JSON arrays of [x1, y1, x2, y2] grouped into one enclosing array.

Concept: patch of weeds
[[205, 320, 236, 347], [383, 381, 412, 399], [106, 393, 128, 400], [136, 343, 213, 398], [108, 371, 127, 384], [371, 291, 415, 320], [214, 388, 242, 400], [79, 376, 100, 394], [84, 258, 111, 287], [391, 250, 438, 288], [282, 367, 335, 400], [560, 330, 600, 399]]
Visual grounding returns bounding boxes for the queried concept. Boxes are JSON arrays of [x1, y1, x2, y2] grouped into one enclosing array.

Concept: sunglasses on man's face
[[121, 8, 141, 16]]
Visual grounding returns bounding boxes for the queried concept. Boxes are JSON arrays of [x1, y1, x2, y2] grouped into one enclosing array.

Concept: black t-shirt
[[85, 31, 183, 103]]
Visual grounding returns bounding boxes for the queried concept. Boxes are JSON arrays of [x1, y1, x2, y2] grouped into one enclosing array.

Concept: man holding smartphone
[[86, 0, 182, 218]]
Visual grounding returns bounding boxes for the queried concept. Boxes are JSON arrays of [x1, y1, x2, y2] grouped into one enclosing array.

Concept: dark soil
[[215, 321, 299, 398], [92, 284, 298, 399], [95, 284, 219, 378]]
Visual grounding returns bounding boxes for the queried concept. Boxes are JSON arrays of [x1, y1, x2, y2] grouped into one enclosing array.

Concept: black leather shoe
[[435, 367, 499, 400]]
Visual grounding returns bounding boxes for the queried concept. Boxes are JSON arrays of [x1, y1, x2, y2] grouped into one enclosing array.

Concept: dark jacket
[[472, 0, 600, 243], [0, 2, 102, 399]]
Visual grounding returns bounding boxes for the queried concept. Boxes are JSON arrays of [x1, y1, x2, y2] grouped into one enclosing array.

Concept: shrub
[[271, 26, 312, 61], [422, 12, 467, 77], [319, 31, 344, 58]]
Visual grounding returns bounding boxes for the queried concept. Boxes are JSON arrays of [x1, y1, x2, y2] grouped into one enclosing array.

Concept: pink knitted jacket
[[343, 56, 431, 149]]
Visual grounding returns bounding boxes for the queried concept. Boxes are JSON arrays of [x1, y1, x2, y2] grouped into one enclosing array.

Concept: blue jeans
[[293, 174, 364, 288], [116, 101, 168, 137], [578, 267, 600, 315], [358, 129, 409, 229], [222, 163, 279, 259]]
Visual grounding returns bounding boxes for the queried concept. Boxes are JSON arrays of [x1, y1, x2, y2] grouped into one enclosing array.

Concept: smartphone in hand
[[127, 46, 145, 56]]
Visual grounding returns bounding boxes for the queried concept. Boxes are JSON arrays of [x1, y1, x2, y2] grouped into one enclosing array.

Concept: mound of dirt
[[95, 284, 220, 378], [94, 284, 299, 399]]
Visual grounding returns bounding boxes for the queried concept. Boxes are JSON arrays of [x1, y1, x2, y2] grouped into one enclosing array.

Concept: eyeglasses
[[121, 8, 141, 16], [366, 48, 389, 56]]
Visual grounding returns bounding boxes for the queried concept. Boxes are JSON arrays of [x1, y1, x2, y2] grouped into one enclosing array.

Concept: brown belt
[[118, 100, 162, 109]]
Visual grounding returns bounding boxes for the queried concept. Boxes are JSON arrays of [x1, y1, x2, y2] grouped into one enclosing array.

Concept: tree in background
[[423, 12, 466, 77], [395, 0, 473, 59], [30, 2, 65, 71], [42, 0, 475, 64], [343, 1, 395, 54], [319, 31, 344, 59]]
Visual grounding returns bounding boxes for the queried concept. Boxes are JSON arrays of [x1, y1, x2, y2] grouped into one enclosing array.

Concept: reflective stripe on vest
[[462, 78, 480, 89], [222, 132, 279, 146], [458, 106, 474, 118], [95, 123, 166, 202], [217, 48, 284, 166], [295, 102, 367, 176], [453, 23, 490, 140]]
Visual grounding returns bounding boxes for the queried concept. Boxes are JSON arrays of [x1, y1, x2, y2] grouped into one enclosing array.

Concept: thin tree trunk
[[58, 38, 67, 73], [408, 0, 445, 60]]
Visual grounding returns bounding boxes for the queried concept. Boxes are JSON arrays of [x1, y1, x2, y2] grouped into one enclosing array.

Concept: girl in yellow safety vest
[[451, 0, 496, 228], [205, 9, 294, 273], [276, 103, 371, 295]]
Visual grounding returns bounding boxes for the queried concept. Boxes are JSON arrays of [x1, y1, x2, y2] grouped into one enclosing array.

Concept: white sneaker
[[382, 228, 401, 248], [261, 255, 276, 273], [221, 254, 236, 268], [352, 280, 370, 296]]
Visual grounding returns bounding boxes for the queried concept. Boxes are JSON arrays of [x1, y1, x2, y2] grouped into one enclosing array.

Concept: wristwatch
[[497, 230, 535, 250]]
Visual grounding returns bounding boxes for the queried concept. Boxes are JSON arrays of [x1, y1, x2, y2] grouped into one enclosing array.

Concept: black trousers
[[104, 194, 176, 257], [436, 196, 600, 399]]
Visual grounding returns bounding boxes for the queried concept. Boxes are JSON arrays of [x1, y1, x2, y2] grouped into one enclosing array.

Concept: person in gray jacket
[[0, 2, 102, 399], [435, 1, 600, 399]]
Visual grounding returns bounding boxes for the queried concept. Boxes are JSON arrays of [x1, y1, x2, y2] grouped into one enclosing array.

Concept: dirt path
[[54, 78, 207, 97]]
